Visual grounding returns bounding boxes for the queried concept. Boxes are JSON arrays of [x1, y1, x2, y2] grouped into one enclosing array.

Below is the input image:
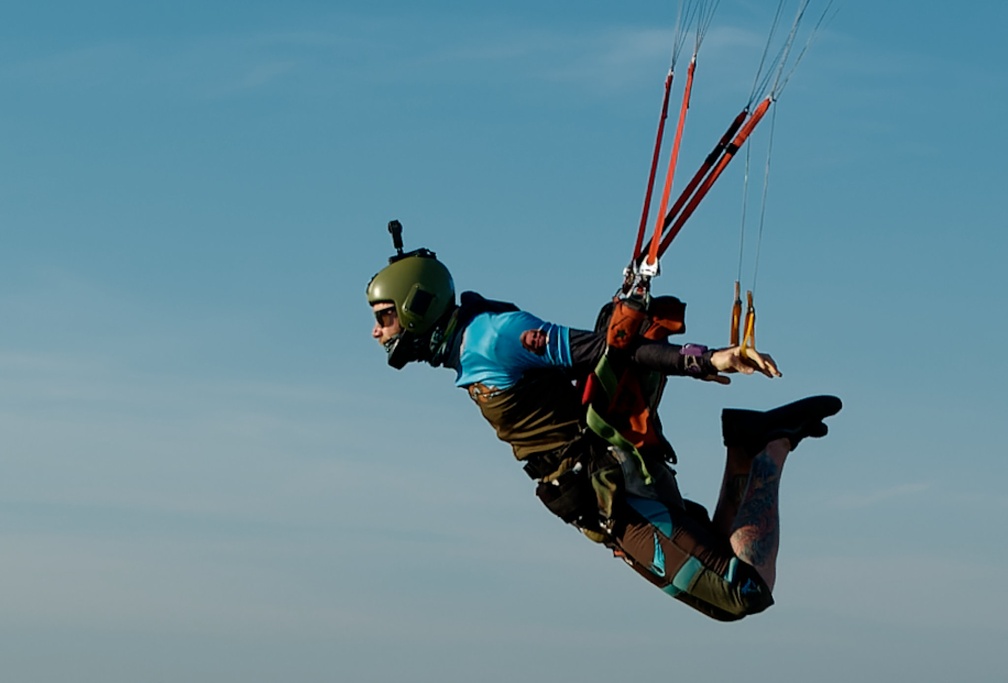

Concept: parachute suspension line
[[737, 134, 753, 286], [660, 109, 747, 238], [631, 67, 674, 270], [646, 55, 694, 271], [752, 104, 778, 296], [748, 0, 789, 107], [732, 0, 833, 353], [768, 0, 813, 97], [732, 103, 777, 355], [738, 105, 780, 356], [655, 0, 828, 261], [630, 0, 695, 269], [731, 139, 752, 347], [773, 0, 837, 97], [644, 0, 719, 272], [657, 95, 773, 258], [656, 0, 782, 259]]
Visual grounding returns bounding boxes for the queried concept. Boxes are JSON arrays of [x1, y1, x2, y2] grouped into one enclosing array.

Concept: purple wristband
[[681, 344, 710, 376]]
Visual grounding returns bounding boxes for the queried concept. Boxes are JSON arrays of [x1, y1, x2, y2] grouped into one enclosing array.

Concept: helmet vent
[[405, 287, 434, 325]]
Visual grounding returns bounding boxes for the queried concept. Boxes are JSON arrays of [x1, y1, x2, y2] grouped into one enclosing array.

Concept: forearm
[[632, 341, 716, 377], [569, 328, 716, 378]]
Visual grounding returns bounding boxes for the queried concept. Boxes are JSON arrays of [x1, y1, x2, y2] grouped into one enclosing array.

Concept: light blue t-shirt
[[454, 310, 573, 389]]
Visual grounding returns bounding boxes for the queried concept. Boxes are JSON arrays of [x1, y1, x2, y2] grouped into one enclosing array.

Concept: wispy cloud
[[213, 59, 300, 95], [0, 32, 313, 100], [828, 481, 932, 509], [0, 12, 848, 107], [783, 552, 1006, 631]]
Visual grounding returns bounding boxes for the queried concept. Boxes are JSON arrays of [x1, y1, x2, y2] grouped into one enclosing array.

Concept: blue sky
[[2, 1, 1006, 681]]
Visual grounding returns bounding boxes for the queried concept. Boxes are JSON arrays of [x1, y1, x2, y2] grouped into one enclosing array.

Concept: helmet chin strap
[[385, 307, 459, 370], [385, 331, 436, 369], [385, 333, 419, 369]]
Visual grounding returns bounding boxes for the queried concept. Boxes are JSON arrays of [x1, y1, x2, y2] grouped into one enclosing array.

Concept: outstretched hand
[[705, 346, 782, 384]]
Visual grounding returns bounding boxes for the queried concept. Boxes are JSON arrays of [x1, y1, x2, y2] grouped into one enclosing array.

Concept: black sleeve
[[568, 329, 717, 378], [569, 329, 607, 374], [631, 341, 717, 377]]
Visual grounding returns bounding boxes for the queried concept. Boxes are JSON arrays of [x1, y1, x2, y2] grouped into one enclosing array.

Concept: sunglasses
[[374, 306, 398, 327]]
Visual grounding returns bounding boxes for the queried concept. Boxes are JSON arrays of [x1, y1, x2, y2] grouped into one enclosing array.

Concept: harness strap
[[584, 354, 654, 485]]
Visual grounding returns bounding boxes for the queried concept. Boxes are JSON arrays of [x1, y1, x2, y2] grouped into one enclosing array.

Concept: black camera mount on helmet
[[386, 219, 439, 265], [388, 219, 405, 258]]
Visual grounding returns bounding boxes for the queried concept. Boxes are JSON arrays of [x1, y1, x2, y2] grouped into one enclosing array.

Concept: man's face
[[371, 302, 401, 345]]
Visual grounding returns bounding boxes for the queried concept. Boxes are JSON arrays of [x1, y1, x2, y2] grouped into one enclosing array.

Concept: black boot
[[722, 395, 842, 455]]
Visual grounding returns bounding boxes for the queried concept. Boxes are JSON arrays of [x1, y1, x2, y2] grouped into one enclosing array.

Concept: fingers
[[764, 356, 782, 378], [740, 349, 782, 378]]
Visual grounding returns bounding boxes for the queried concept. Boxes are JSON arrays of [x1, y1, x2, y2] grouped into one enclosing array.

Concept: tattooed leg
[[729, 438, 790, 591], [712, 446, 754, 536]]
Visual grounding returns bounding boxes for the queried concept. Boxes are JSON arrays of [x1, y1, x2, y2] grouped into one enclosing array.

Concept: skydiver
[[366, 245, 841, 621]]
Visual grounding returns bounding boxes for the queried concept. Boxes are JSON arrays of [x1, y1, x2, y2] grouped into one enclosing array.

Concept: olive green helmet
[[367, 249, 455, 336], [367, 248, 455, 368]]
